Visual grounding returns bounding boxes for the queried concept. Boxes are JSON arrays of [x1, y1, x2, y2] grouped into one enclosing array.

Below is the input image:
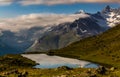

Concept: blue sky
[[0, 3, 119, 18]]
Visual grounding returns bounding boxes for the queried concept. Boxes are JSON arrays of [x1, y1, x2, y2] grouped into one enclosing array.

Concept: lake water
[[22, 54, 99, 68]]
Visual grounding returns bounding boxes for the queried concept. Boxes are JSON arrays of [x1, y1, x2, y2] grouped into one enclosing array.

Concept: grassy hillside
[[52, 24, 120, 68], [0, 54, 36, 72], [1, 55, 119, 77]]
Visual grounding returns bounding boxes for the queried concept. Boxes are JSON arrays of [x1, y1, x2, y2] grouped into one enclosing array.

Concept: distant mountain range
[[0, 5, 120, 55]]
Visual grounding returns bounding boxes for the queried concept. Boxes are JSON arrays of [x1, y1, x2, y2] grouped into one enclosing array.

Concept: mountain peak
[[102, 5, 111, 13], [75, 10, 85, 14]]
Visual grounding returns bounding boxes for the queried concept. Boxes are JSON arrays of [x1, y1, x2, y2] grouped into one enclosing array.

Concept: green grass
[[51, 24, 120, 69]]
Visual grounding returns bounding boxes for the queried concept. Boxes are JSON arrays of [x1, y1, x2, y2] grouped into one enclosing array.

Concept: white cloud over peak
[[0, 0, 119, 6], [0, 13, 90, 32]]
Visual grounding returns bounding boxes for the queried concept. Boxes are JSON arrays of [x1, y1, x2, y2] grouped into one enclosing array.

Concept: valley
[[1, 24, 120, 77]]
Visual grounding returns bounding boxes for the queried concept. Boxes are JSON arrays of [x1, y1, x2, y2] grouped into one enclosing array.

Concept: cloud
[[0, 13, 89, 32], [0, 0, 13, 5], [30, 0, 120, 5], [0, 0, 119, 6]]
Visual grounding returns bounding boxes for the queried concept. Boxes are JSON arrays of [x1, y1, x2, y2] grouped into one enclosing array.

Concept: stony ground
[[0, 66, 120, 77]]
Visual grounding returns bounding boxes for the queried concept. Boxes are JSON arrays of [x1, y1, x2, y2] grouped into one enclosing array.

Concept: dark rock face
[[96, 66, 107, 74], [102, 5, 111, 13], [102, 5, 120, 15]]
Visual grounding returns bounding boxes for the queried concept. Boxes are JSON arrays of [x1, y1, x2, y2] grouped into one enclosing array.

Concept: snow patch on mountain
[[17, 40, 24, 43], [100, 12, 120, 27], [106, 12, 120, 27], [75, 10, 85, 14]]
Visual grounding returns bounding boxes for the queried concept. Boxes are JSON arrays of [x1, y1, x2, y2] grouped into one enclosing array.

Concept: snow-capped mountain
[[94, 5, 120, 28], [101, 5, 120, 27]]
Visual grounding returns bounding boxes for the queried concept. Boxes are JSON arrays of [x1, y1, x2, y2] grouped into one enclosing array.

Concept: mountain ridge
[[27, 5, 120, 52]]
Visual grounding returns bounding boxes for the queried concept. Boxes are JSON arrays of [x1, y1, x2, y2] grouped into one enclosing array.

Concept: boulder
[[96, 66, 107, 74], [57, 66, 72, 70]]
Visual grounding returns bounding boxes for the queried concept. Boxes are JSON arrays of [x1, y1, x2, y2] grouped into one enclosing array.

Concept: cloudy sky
[[0, 0, 119, 32], [0, 0, 119, 18]]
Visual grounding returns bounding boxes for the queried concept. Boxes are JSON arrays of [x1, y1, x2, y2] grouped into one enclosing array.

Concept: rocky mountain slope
[[0, 26, 47, 55]]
